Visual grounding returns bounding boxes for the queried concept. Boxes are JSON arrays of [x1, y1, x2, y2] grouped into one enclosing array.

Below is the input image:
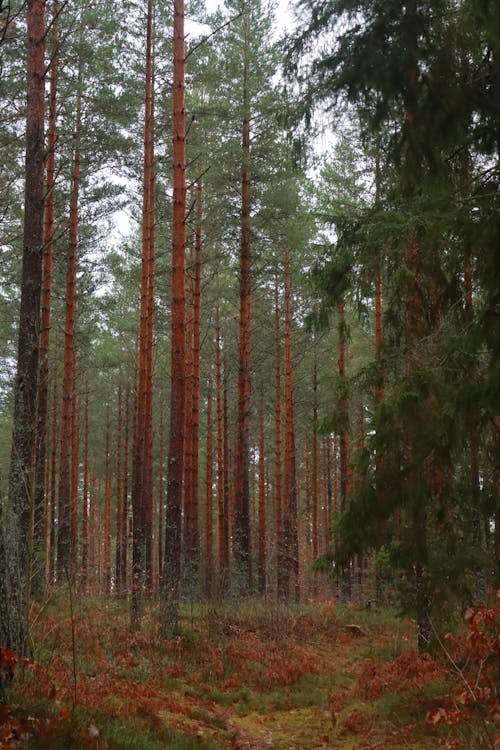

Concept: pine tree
[[1, 0, 45, 658], [160, 0, 186, 639]]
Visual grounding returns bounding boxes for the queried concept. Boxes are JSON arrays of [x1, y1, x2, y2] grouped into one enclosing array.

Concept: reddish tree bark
[[34, 0, 58, 596], [160, 0, 186, 638], [1, 0, 46, 655]]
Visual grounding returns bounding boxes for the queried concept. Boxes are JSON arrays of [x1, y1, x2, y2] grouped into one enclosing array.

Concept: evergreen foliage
[[288, 0, 500, 643]]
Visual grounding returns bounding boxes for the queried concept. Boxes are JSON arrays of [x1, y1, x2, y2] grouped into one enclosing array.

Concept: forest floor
[[0, 592, 496, 749]]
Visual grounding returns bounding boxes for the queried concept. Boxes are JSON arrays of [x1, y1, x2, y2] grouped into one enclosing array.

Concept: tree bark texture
[[204, 379, 213, 597], [233, 15, 252, 592], [160, 0, 186, 639], [132, 0, 155, 625], [33, 0, 58, 597], [1, 0, 45, 657], [283, 242, 298, 601], [258, 393, 266, 595]]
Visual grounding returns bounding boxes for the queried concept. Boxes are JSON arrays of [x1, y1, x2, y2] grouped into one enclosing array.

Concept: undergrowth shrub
[[426, 595, 500, 750]]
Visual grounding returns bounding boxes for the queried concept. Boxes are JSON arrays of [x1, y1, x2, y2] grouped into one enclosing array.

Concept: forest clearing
[[1, 0, 500, 747], [1, 593, 498, 749]]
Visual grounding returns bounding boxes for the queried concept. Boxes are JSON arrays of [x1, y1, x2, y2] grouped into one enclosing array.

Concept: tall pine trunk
[[184, 182, 203, 589], [81, 388, 89, 591], [48, 338, 59, 584], [115, 384, 124, 595], [311, 353, 318, 597], [283, 242, 298, 601], [216, 326, 229, 594], [1, 0, 46, 656], [103, 407, 112, 593], [274, 280, 284, 599], [160, 0, 186, 639], [338, 298, 351, 602], [233, 11, 252, 593], [204, 379, 214, 597], [131, 0, 155, 625], [33, 0, 58, 598], [258, 392, 266, 595]]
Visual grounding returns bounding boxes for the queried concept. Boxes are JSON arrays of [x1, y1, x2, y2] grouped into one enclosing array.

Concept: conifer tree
[[160, 0, 186, 639], [0, 0, 45, 657]]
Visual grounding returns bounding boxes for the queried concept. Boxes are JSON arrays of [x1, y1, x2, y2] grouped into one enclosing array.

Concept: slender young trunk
[[326, 436, 332, 543], [189, 180, 203, 583], [121, 386, 130, 596], [103, 407, 112, 593], [57, 79, 82, 580], [132, 0, 155, 623], [258, 392, 266, 595], [43, 424, 50, 585], [183, 210, 201, 590], [205, 379, 213, 597], [303, 433, 311, 591], [311, 354, 318, 596], [320, 438, 327, 553], [70, 387, 79, 578], [223, 358, 231, 586], [144, 40, 156, 592], [1, 0, 45, 656], [374, 251, 385, 583], [81, 388, 89, 591], [157, 408, 164, 585], [49, 339, 58, 584], [233, 11, 252, 593], [160, 0, 186, 638], [115, 384, 123, 595], [33, 0, 58, 598], [304, 433, 310, 533], [283, 243, 298, 600], [338, 298, 351, 602], [216, 326, 228, 594], [183, 263, 195, 576], [465, 252, 484, 601], [88, 472, 96, 595], [274, 280, 284, 599]]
